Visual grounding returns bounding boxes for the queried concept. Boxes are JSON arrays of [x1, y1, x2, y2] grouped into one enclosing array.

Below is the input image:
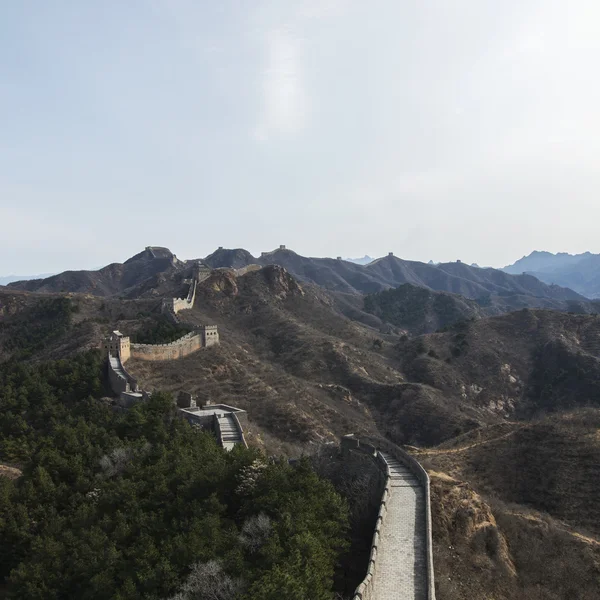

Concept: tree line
[[0, 351, 349, 599]]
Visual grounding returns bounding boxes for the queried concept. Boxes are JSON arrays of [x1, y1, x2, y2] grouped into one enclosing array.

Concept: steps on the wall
[[218, 413, 244, 451]]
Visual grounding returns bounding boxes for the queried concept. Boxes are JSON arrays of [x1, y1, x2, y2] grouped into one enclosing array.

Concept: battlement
[[103, 331, 131, 362], [130, 331, 203, 361], [103, 324, 219, 366]]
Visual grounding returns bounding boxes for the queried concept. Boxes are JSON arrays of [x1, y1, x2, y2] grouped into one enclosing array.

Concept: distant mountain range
[[0, 273, 54, 286], [7, 246, 595, 321], [503, 251, 600, 298], [344, 255, 374, 265], [203, 247, 586, 302]]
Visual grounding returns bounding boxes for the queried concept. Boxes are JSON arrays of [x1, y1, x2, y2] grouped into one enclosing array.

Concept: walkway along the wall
[[341, 435, 436, 600], [107, 352, 138, 394], [103, 271, 243, 450]]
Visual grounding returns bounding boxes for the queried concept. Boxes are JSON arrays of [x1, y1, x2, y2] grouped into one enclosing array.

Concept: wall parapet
[[130, 331, 199, 351], [231, 412, 249, 449], [213, 414, 223, 445], [162, 278, 197, 318], [130, 331, 203, 362]]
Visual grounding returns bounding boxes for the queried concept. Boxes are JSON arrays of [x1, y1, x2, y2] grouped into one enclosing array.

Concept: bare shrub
[[178, 560, 241, 600], [239, 513, 272, 553], [235, 459, 267, 495], [99, 447, 134, 477]]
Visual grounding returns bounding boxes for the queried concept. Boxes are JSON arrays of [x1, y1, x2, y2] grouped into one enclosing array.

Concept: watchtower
[[103, 331, 131, 362], [202, 325, 220, 348]]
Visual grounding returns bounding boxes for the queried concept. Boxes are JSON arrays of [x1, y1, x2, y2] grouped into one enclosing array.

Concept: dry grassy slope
[[428, 470, 600, 600], [398, 308, 600, 420], [419, 410, 600, 537], [126, 266, 492, 448], [0, 288, 164, 362], [416, 411, 600, 598]]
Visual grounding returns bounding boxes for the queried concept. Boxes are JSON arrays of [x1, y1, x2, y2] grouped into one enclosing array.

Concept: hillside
[[363, 283, 599, 334], [418, 411, 600, 599], [5, 267, 600, 448], [504, 250, 592, 274], [504, 250, 600, 299], [14, 247, 590, 314], [7, 247, 184, 297], [203, 247, 258, 269], [395, 309, 600, 425], [2, 266, 600, 598], [259, 248, 585, 299], [0, 274, 54, 286], [363, 284, 486, 334], [0, 287, 168, 363]]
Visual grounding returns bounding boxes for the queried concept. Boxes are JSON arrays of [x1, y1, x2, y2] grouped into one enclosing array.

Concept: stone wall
[[162, 278, 197, 317], [231, 412, 249, 448], [107, 353, 138, 395], [130, 331, 202, 362], [341, 436, 387, 600], [108, 357, 128, 394], [234, 264, 262, 276], [367, 437, 436, 600], [341, 435, 436, 600]]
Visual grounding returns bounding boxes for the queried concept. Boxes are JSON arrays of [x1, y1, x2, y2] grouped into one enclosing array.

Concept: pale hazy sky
[[2, 1, 600, 274]]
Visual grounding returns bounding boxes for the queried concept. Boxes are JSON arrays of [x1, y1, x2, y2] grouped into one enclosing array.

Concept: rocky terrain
[[420, 410, 600, 599], [2, 259, 600, 598]]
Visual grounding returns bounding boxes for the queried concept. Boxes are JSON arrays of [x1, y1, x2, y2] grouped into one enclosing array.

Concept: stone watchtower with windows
[[103, 330, 131, 362]]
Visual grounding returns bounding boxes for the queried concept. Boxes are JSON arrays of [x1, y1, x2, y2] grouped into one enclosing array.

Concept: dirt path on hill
[[413, 425, 526, 456]]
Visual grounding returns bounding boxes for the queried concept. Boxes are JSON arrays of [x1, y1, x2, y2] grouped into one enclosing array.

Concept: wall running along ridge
[[342, 435, 436, 600], [162, 278, 197, 315], [130, 331, 202, 362], [107, 352, 138, 394]]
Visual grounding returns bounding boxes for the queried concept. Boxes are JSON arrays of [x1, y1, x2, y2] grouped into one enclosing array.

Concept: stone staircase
[[108, 353, 137, 392], [217, 413, 244, 451], [373, 452, 428, 600], [109, 354, 127, 380]]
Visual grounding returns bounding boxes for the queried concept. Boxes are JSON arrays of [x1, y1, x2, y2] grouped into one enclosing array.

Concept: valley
[[1, 247, 600, 598]]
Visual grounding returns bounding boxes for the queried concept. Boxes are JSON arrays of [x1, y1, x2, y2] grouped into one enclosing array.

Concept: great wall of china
[[102, 265, 247, 450], [342, 435, 436, 600], [103, 260, 437, 592]]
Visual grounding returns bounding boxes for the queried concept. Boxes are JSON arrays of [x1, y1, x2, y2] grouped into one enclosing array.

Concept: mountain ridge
[[503, 250, 600, 298], [8, 246, 593, 321], [3, 263, 600, 599]]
